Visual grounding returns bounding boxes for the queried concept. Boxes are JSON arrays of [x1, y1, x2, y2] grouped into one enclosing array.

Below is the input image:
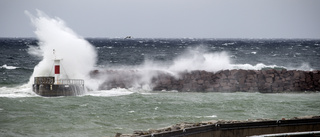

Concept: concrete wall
[[123, 117, 320, 137], [91, 69, 320, 93]]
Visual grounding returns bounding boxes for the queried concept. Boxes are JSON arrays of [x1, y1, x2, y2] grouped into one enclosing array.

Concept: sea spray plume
[[127, 47, 232, 88], [168, 46, 232, 72], [135, 46, 232, 74], [94, 46, 234, 90], [25, 10, 99, 90], [93, 45, 292, 91], [27, 45, 42, 58]]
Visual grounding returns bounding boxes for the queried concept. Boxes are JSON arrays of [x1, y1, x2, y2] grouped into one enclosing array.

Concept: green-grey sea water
[[1, 92, 319, 137], [1, 17, 320, 137]]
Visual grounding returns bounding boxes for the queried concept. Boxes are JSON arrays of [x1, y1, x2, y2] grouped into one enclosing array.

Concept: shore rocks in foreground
[[91, 69, 320, 93]]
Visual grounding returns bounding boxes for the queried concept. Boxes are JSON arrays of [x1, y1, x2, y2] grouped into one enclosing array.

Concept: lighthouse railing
[[34, 77, 55, 84], [57, 79, 84, 85]]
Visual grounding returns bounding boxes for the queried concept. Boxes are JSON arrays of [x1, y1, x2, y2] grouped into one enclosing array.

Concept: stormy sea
[[1, 12, 320, 137]]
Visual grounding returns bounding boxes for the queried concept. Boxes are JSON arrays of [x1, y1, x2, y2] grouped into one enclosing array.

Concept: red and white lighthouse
[[54, 59, 60, 84], [53, 49, 61, 84]]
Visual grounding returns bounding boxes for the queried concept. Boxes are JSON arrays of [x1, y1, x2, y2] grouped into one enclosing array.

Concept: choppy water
[[1, 92, 320, 137], [1, 38, 320, 86], [1, 38, 320, 136]]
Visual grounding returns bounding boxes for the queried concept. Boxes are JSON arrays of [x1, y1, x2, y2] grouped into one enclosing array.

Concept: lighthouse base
[[33, 77, 85, 97], [33, 84, 84, 96]]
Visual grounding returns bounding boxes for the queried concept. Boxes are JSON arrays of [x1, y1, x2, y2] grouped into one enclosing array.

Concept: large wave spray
[[26, 10, 98, 90], [93, 44, 291, 91], [168, 46, 231, 72]]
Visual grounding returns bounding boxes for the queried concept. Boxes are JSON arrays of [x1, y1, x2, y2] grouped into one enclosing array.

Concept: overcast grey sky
[[1, 0, 319, 39]]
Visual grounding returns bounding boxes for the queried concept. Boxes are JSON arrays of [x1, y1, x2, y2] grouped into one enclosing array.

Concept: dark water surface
[[0, 38, 320, 136], [1, 92, 320, 137]]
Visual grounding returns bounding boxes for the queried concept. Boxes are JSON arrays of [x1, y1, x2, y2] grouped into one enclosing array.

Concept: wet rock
[[91, 69, 320, 93], [266, 77, 273, 83]]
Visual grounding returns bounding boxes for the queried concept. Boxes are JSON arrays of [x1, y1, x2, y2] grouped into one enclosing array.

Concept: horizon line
[[0, 36, 319, 40]]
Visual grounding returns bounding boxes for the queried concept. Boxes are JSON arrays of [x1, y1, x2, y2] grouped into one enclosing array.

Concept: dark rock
[[91, 69, 320, 93]]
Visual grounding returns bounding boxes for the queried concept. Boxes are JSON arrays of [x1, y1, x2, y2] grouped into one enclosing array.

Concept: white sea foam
[[195, 115, 217, 118], [84, 88, 134, 97], [27, 45, 42, 58], [231, 63, 285, 70], [1, 64, 19, 70], [205, 115, 217, 118], [167, 47, 231, 72], [0, 85, 37, 98], [287, 62, 313, 71]]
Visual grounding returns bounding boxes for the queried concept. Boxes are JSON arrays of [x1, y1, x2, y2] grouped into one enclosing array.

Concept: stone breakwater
[[91, 69, 320, 93]]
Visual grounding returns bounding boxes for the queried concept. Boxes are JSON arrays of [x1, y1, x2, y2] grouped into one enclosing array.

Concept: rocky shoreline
[[91, 69, 320, 93]]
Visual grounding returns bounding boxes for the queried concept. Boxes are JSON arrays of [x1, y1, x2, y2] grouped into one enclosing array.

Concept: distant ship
[[32, 50, 84, 96], [124, 36, 132, 39]]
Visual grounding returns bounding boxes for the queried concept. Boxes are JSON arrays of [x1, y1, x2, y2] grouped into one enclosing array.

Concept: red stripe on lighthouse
[[55, 65, 60, 74]]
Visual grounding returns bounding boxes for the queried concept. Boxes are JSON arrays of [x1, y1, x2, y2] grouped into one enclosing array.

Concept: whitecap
[[0, 85, 37, 98], [1, 64, 19, 70], [205, 115, 217, 118], [271, 54, 278, 57], [195, 115, 217, 118], [222, 42, 235, 46], [231, 63, 285, 70], [84, 88, 134, 97], [79, 103, 88, 107]]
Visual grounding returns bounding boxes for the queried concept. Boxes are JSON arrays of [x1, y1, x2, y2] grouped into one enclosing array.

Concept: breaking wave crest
[[1, 64, 19, 70], [25, 10, 98, 90]]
